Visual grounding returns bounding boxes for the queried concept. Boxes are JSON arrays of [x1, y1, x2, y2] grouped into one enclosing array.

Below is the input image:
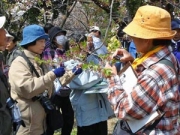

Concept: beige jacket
[[9, 50, 56, 135]]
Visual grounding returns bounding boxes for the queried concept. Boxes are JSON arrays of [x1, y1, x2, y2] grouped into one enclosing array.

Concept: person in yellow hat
[[105, 5, 180, 134]]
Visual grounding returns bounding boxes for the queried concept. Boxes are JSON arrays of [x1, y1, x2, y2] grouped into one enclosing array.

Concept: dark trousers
[[46, 96, 74, 135], [77, 121, 107, 135]]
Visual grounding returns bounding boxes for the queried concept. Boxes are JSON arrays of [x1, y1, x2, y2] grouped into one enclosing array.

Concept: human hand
[[72, 66, 83, 75], [87, 43, 95, 52], [53, 67, 65, 77], [112, 48, 134, 63]]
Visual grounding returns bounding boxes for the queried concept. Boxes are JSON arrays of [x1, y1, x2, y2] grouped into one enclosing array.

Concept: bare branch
[[71, 16, 88, 31], [61, 0, 78, 27]]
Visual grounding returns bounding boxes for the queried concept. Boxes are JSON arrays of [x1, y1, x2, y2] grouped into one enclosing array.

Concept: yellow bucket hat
[[123, 5, 176, 39]]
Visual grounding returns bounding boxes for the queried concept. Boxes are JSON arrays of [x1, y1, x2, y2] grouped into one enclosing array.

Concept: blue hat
[[20, 24, 48, 46], [171, 18, 180, 30]]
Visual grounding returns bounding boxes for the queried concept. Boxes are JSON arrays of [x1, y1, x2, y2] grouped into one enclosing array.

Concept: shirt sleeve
[[108, 73, 162, 120]]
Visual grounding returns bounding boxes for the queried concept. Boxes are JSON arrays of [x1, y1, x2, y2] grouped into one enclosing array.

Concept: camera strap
[[21, 52, 44, 101], [21, 52, 40, 77]]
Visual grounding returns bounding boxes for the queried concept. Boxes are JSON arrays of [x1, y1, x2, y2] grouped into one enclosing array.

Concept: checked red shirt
[[108, 47, 180, 135]]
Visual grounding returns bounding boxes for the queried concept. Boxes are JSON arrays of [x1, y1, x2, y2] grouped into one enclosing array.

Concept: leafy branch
[[34, 0, 120, 77]]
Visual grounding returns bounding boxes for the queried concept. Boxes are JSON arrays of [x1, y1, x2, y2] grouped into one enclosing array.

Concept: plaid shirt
[[108, 47, 180, 135], [44, 39, 51, 50], [43, 48, 66, 59], [42, 48, 66, 67]]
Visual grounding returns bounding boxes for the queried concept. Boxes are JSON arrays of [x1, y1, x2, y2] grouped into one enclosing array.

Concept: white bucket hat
[[0, 16, 6, 29], [89, 26, 100, 32]]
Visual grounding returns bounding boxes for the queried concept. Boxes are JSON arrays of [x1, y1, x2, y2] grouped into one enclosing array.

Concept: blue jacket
[[171, 40, 180, 63], [68, 70, 114, 127], [129, 41, 137, 58], [86, 54, 100, 65], [92, 36, 108, 55]]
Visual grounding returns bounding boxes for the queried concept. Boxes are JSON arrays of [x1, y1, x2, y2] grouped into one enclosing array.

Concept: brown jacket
[[9, 50, 56, 135]]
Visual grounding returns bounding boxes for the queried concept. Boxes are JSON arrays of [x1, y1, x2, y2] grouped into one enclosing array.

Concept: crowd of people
[[0, 4, 180, 135]]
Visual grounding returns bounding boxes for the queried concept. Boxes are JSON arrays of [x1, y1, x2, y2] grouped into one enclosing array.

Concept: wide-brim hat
[[0, 16, 6, 29], [123, 5, 176, 39], [20, 24, 48, 46], [49, 27, 67, 42]]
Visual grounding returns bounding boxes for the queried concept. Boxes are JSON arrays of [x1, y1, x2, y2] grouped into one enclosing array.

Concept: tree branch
[[61, 0, 78, 27], [81, 0, 115, 62]]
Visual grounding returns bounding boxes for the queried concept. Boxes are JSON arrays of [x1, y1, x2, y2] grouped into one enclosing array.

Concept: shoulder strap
[[142, 113, 165, 134], [21, 52, 40, 77], [158, 59, 175, 71], [10, 49, 23, 63]]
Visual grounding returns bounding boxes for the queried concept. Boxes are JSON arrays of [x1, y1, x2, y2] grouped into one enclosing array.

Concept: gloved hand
[[53, 67, 65, 77], [72, 66, 83, 75]]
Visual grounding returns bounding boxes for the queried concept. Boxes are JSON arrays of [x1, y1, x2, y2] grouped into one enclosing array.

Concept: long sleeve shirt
[[92, 36, 108, 55], [108, 47, 180, 135], [42, 48, 66, 68]]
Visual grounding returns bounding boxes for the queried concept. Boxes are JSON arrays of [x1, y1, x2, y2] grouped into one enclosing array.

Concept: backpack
[[6, 47, 23, 66], [158, 58, 180, 92]]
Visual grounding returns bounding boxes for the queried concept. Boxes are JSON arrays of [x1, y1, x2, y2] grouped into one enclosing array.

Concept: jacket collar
[[23, 49, 41, 59], [172, 39, 180, 44], [138, 46, 172, 69]]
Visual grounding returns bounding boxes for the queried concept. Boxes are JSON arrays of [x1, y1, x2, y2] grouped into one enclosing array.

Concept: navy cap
[[171, 18, 180, 30], [49, 27, 66, 43]]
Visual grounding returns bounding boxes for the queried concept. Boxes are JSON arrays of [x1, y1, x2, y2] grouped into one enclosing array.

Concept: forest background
[[1, 0, 180, 134], [1, 0, 180, 42]]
